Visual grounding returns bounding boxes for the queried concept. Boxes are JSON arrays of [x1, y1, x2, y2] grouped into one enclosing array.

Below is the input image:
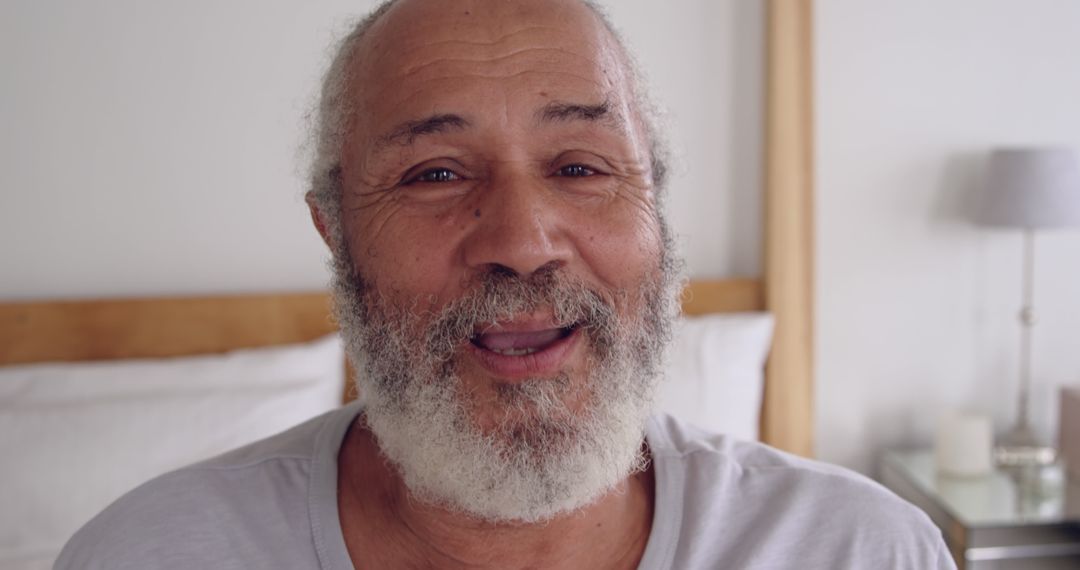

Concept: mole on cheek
[[474, 209, 481, 218]]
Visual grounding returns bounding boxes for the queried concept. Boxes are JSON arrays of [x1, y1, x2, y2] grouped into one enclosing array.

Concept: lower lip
[[466, 327, 582, 380]]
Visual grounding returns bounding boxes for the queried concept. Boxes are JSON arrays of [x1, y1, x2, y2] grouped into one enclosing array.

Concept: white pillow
[[656, 313, 774, 441], [0, 334, 344, 570]]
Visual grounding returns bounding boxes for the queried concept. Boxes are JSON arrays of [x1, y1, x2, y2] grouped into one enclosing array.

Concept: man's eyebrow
[[535, 99, 623, 128], [373, 114, 471, 153]]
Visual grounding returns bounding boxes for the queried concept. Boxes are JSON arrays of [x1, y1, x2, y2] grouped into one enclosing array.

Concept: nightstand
[[880, 450, 1080, 570]]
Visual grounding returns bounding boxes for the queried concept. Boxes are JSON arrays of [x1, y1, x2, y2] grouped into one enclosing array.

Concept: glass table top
[[884, 450, 1080, 527]]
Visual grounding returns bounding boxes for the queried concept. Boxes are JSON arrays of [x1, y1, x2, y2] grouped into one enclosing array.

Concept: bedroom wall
[[816, 0, 1080, 473], [0, 0, 762, 301]]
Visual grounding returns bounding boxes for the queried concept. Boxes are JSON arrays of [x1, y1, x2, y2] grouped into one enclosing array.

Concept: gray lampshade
[[976, 147, 1080, 229]]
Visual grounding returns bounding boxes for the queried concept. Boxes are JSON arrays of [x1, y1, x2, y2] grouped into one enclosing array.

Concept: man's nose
[[460, 173, 573, 278]]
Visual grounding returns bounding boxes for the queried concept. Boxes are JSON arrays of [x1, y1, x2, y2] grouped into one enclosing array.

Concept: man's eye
[[408, 167, 460, 184], [556, 164, 596, 178]]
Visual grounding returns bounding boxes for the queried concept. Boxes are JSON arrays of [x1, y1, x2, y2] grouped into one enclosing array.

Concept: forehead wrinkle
[[359, 68, 620, 160], [397, 46, 607, 81], [386, 22, 607, 63], [359, 15, 622, 102], [367, 68, 612, 109], [360, 63, 618, 134]]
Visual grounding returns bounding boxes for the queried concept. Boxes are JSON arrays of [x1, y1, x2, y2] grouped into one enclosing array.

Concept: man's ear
[[305, 192, 334, 251]]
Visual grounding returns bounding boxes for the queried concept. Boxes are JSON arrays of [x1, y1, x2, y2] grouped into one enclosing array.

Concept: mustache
[[423, 263, 620, 362]]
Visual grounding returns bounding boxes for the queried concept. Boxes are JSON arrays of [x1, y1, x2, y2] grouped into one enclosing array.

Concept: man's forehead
[[344, 0, 637, 151], [352, 0, 627, 101]]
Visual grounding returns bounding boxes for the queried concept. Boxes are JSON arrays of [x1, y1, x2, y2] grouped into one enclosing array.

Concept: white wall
[[611, 1, 763, 279], [817, 0, 1080, 473], [0, 0, 761, 301]]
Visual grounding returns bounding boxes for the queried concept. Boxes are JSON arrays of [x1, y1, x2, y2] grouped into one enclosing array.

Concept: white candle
[[936, 412, 993, 477]]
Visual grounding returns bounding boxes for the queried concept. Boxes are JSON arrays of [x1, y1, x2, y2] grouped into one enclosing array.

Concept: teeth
[[491, 347, 539, 356]]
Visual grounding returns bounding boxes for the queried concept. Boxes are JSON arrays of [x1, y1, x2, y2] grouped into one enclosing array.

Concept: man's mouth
[[466, 320, 582, 378], [470, 325, 577, 356]]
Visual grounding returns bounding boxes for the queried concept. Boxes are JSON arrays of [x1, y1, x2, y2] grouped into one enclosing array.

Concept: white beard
[[331, 254, 679, 523]]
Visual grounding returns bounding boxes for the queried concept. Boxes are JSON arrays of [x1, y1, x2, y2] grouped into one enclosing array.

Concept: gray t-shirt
[[56, 402, 954, 569]]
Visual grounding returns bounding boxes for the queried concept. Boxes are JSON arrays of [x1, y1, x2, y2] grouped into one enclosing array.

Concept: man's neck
[[337, 421, 655, 570]]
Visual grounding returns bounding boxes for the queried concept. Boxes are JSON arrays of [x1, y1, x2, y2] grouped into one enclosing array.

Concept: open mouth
[[466, 321, 583, 379], [470, 324, 578, 356]]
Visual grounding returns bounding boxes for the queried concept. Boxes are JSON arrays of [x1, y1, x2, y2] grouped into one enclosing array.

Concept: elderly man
[[58, 0, 953, 568]]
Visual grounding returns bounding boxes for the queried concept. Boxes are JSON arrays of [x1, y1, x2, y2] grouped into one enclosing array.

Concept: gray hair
[[306, 0, 669, 242]]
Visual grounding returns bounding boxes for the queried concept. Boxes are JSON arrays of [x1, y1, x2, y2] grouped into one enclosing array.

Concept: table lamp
[[975, 147, 1080, 466]]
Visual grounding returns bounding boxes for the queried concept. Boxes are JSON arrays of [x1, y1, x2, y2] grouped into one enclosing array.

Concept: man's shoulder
[[647, 414, 954, 569], [55, 406, 350, 570], [649, 412, 912, 504]]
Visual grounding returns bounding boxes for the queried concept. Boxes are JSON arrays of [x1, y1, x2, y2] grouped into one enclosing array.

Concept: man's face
[[324, 0, 678, 522]]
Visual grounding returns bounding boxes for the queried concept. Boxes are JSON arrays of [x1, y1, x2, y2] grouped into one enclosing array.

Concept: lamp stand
[[994, 230, 1057, 466]]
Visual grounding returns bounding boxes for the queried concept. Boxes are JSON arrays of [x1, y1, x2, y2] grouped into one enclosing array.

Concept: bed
[[0, 2, 813, 567]]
